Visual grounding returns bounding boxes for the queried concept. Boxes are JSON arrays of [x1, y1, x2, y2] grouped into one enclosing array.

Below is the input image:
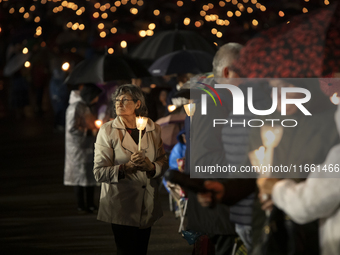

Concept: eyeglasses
[[115, 99, 135, 105]]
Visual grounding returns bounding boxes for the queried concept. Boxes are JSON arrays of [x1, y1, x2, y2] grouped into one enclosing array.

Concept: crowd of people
[[4, 23, 340, 255], [186, 43, 340, 255], [58, 41, 340, 255]]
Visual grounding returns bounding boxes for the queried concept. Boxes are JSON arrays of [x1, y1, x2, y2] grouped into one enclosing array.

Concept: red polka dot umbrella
[[232, 3, 340, 79], [319, 77, 340, 97]]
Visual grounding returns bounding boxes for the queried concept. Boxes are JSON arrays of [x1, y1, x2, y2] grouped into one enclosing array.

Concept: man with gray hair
[[187, 42, 247, 255], [212, 42, 243, 79], [195, 41, 271, 253]]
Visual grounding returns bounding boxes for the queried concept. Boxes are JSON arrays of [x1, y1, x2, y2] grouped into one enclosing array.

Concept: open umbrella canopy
[[130, 29, 216, 61], [121, 56, 151, 78], [319, 78, 340, 96], [232, 3, 340, 78], [3, 53, 31, 77], [148, 50, 213, 76], [64, 54, 149, 85]]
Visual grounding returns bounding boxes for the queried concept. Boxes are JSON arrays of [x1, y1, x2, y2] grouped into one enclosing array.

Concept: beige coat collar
[[111, 116, 155, 153]]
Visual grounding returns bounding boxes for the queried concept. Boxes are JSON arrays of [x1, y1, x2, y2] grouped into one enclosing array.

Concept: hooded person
[[64, 83, 102, 213], [257, 102, 340, 255]]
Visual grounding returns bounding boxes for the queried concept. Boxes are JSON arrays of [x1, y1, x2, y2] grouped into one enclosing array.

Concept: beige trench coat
[[93, 117, 168, 228]]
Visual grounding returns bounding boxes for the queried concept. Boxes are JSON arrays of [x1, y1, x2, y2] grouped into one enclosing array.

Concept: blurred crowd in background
[[1, 1, 340, 255]]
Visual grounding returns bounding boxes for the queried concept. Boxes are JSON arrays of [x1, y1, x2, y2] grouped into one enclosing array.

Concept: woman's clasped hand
[[125, 151, 155, 173]]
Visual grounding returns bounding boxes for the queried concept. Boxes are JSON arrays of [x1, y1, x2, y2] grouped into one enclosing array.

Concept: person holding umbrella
[[64, 83, 102, 213], [93, 84, 168, 255]]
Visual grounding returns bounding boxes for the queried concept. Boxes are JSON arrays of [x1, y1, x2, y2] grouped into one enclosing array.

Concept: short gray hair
[[112, 84, 148, 117], [212, 42, 243, 78]]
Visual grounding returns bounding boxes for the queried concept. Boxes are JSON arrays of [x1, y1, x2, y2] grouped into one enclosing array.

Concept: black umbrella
[[64, 54, 150, 85], [121, 56, 151, 78], [130, 30, 216, 61], [3, 53, 31, 77], [148, 50, 213, 76]]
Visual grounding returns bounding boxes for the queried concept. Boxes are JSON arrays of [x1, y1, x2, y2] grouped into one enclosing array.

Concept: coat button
[[142, 185, 146, 188]]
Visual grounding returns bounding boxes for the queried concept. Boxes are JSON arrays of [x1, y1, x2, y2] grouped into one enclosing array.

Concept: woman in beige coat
[[93, 84, 168, 255]]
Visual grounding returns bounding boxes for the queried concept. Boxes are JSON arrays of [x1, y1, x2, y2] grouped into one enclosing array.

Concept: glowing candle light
[[95, 120, 103, 129], [148, 23, 155, 30], [136, 117, 148, 151], [264, 130, 275, 146], [62, 62, 70, 71], [121, 41, 127, 48], [255, 146, 265, 164], [168, 105, 176, 112], [153, 9, 160, 16], [184, 102, 196, 116], [330, 93, 340, 105]]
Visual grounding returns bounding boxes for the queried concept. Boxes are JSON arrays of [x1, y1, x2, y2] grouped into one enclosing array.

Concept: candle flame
[[95, 120, 103, 129], [184, 103, 196, 116], [255, 146, 265, 162], [264, 130, 275, 145], [62, 62, 70, 71], [168, 105, 176, 112], [330, 93, 340, 105], [136, 116, 148, 130]]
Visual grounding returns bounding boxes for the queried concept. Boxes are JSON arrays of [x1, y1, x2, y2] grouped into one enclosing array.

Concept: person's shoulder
[[100, 120, 116, 133], [102, 120, 113, 128]]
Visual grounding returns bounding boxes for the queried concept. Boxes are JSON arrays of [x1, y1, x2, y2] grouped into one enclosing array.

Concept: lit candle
[[259, 125, 283, 217], [260, 125, 283, 167], [330, 92, 340, 105], [255, 146, 265, 164], [184, 102, 196, 117], [95, 120, 103, 129], [261, 125, 283, 148], [248, 146, 265, 173], [248, 146, 270, 215], [136, 117, 148, 151], [168, 104, 176, 112], [263, 130, 275, 146]]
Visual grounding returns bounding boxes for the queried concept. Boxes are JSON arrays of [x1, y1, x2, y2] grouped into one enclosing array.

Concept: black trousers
[[111, 224, 151, 255], [74, 186, 95, 209]]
